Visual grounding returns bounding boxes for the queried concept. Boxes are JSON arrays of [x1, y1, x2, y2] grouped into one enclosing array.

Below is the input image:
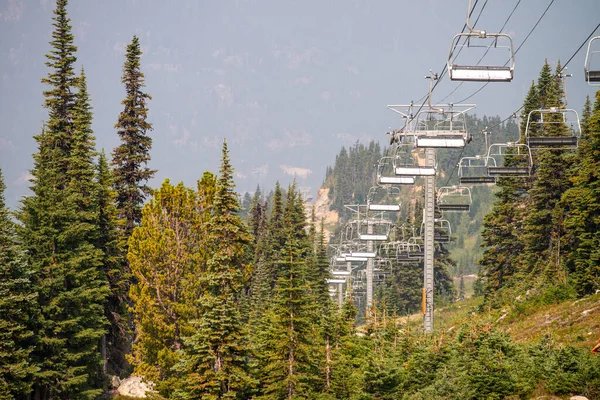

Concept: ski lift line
[[465, 20, 600, 134], [455, 0, 556, 104]]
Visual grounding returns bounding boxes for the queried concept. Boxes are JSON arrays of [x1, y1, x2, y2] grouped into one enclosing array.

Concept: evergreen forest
[[1, 1, 600, 399]]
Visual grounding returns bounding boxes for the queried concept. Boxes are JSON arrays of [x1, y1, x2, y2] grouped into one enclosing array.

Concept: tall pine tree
[[18, 1, 109, 396], [112, 35, 155, 237]]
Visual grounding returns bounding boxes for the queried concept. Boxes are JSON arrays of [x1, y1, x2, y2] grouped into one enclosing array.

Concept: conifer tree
[[248, 196, 271, 314], [175, 140, 254, 399], [0, 169, 38, 397], [18, 1, 109, 396], [112, 35, 156, 236], [96, 150, 129, 375], [560, 90, 600, 295], [248, 185, 264, 240], [256, 185, 320, 399], [479, 81, 538, 302], [521, 63, 573, 284], [128, 180, 200, 391]]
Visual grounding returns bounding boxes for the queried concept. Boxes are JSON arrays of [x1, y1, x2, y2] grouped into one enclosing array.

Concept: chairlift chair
[[377, 156, 416, 185], [413, 109, 472, 148], [359, 218, 392, 241], [367, 185, 402, 212], [447, 0, 515, 82], [394, 149, 436, 177], [437, 186, 472, 212], [487, 142, 533, 177], [524, 108, 581, 150], [458, 155, 497, 185], [584, 36, 600, 85], [405, 241, 425, 259], [421, 219, 452, 243]]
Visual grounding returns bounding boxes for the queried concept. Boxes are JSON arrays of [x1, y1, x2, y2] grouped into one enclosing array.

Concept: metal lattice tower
[[423, 147, 436, 332]]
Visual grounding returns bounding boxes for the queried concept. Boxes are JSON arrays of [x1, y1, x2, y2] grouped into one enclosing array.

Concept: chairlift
[[405, 241, 425, 259], [367, 185, 401, 212], [458, 155, 497, 185], [524, 108, 581, 150], [377, 156, 416, 185], [350, 252, 377, 258], [411, 80, 475, 148], [584, 36, 600, 85], [421, 219, 452, 243], [359, 218, 392, 241], [331, 270, 351, 277], [487, 142, 533, 177], [447, 0, 515, 82], [437, 186, 472, 212], [394, 149, 436, 176]]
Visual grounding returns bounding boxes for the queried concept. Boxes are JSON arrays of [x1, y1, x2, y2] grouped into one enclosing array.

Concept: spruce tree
[[257, 185, 319, 399], [521, 63, 573, 284], [560, 90, 600, 295], [0, 169, 38, 398], [96, 150, 129, 375], [112, 35, 156, 236], [478, 81, 537, 304], [175, 140, 254, 399], [18, 1, 109, 396]]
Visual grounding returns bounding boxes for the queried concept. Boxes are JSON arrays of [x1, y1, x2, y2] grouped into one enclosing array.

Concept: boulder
[[117, 376, 154, 398], [109, 375, 121, 389]]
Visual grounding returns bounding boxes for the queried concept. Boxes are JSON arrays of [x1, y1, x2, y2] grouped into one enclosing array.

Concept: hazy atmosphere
[[1, 0, 599, 206]]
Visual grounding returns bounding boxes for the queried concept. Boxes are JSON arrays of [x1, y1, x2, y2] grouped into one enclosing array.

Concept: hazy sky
[[1, 0, 599, 208]]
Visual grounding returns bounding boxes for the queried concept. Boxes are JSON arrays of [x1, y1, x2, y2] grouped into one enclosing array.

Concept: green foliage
[[560, 90, 600, 295], [325, 141, 383, 219], [174, 140, 254, 399], [0, 170, 38, 398], [128, 180, 201, 393], [17, 1, 110, 396], [112, 35, 156, 236], [96, 150, 130, 376]]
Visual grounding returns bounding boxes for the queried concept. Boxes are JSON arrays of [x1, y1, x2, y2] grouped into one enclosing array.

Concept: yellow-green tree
[[128, 180, 202, 392]]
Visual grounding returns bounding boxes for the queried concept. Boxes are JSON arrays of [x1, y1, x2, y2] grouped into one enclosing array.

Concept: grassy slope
[[428, 293, 600, 352]]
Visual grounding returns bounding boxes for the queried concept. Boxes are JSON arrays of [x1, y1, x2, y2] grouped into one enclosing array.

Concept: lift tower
[[388, 75, 475, 332]]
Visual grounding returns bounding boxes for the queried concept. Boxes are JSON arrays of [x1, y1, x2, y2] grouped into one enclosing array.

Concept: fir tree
[[175, 140, 254, 399], [256, 185, 320, 399], [40, 0, 77, 187], [560, 90, 600, 295], [18, 1, 109, 396], [0, 169, 38, 398], [96, 150, 129, 375], [112, 35, 156, 236], [521, 63, 573, 284], [478, 81, 538, 304]]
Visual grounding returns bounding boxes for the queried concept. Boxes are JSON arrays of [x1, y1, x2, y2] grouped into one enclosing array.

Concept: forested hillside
[[1, 1, 600, 399]]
